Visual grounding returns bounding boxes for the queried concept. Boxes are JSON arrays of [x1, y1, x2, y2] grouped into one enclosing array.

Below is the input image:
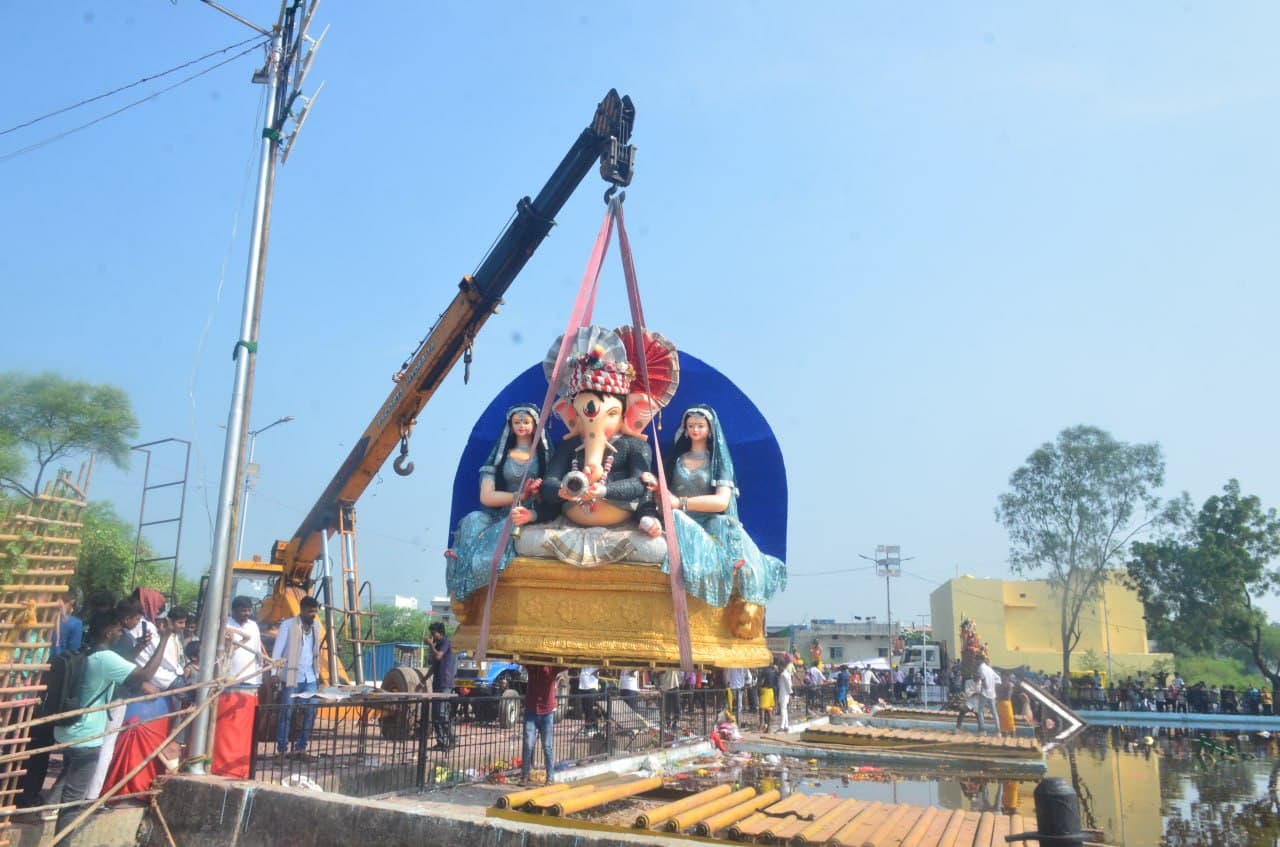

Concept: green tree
[[76, 501, 185, 603], [0, 372, 139, 498], [995, 425, 1166, 682], [1127, 480, 1280, 690], [370, 602, 431, 645]]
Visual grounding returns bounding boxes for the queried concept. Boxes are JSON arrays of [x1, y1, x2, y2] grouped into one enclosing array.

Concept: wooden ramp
[[802, 724, 1043, 761], [492, 777, 1033, 846]]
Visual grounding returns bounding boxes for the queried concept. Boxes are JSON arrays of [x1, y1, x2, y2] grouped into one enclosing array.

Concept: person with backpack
[[53, 610, 172, 831]]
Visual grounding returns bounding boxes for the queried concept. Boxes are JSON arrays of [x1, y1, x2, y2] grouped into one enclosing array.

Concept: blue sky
[[3, 3, 1278, 635]]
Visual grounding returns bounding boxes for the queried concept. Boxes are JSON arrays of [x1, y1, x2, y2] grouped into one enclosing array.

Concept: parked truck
[[898, 640, 949, 676]]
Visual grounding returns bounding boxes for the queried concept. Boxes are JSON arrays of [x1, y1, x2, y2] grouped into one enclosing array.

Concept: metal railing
[[251, 686, 752, 794]]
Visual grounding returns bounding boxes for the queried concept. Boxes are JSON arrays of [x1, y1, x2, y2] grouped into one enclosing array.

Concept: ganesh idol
[[512, 325, 676, 566]]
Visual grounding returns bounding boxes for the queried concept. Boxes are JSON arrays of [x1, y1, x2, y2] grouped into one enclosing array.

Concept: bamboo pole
[[0, 665, 267, 772], [768, 795, 843, 842], [551, 777, 663, 816], [149, 796, 179, 847], [664, 786, 756, 833], [495, 780, 576, 810], [695, 788, 781, 837], [5, 790, 157, 817], [794, 797, 867, 846], [895, 806, 943, 847], [851, 802, 914, 847], [729, 793, 812, 840], [634, 783, 733, 829], [5, 660, 278, 737], [524, 775, 631, 812], [494, 772, 629, 813], [495, 772, 625, 809]]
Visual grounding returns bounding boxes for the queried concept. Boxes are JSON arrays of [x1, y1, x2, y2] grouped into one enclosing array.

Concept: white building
[[429, 596, 454, 626], [393, 595, 419, 610]]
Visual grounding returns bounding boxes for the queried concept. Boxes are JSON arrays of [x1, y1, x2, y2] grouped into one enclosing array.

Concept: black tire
[[498, 669, 525, 695], [499, 689, 522, 729], [379, 666, 425, 740]]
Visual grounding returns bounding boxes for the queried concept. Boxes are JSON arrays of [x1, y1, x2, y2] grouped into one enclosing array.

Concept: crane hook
[[393, 421, 415, 476], [393, 444, 414, 476]]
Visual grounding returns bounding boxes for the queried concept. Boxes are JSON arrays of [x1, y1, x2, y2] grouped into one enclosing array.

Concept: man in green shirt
[[54, 611, 171, 831]]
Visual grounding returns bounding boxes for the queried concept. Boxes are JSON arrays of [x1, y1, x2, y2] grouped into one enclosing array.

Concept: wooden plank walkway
[[801, 724, 1043, 760], [492, 776, 1033, 846]]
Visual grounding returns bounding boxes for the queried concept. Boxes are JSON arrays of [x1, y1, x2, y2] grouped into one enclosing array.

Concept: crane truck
[[222, 90, 636, 683]]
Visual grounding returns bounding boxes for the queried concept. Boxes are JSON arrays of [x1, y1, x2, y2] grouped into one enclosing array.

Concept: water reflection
[[721, 727, 1280, 846]]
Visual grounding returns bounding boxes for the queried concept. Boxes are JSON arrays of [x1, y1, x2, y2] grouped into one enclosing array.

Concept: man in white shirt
[[777, 660, 794, 731], [617, 669, 640, 710], [576, 666, 601, 734], [270, 597, 322, 759], [725, 667, 747, 723], [225, 596, 263, 685], [978, 661, 1001, 732]]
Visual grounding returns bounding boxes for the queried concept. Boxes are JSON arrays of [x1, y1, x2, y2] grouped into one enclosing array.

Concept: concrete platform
[[142, 775, 693, 847], [7, 803, 146, 847]]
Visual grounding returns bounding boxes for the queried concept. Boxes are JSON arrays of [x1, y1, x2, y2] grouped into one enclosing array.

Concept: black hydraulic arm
[[274, 89, 636, 576]]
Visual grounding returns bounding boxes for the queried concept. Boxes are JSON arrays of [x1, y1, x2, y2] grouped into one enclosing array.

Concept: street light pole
[[235, 415, 294, 559], [859, 545, 912, 664]]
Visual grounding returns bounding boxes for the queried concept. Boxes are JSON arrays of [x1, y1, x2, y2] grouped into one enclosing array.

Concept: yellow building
[[930, 572, 1171, 677]]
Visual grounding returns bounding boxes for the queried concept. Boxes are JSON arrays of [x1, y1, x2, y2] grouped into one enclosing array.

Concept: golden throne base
[[450, 557, 771, 669]]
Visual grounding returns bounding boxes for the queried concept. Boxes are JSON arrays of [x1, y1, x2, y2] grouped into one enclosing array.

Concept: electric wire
[[0, 35, 265, 138], [0, 41, 265, 164]]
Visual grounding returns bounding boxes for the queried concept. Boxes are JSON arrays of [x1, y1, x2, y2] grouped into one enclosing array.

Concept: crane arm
[[269, 89, 636, 585]]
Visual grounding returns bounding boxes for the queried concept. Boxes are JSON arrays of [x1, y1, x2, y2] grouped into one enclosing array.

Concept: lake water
[[719, 726, 1280, 847]]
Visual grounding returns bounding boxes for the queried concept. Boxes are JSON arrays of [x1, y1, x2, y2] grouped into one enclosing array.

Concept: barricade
[[251, 687, 733, 794]]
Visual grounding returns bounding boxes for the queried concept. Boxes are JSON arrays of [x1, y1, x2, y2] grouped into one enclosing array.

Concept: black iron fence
[[250, 686, 771, 795]]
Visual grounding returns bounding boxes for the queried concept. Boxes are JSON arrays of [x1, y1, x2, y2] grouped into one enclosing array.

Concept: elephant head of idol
[[545, 326, 679, 526]]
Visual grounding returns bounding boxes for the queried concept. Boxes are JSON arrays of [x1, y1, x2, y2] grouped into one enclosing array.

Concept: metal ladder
[[335, 504, 377, 684], [130, 438, 192, 602]]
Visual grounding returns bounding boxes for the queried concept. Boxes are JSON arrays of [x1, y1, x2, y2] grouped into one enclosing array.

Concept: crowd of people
[[1060, 670, 1275, 714], [13, 586, 315, 828], [16, 587, 199, 827]]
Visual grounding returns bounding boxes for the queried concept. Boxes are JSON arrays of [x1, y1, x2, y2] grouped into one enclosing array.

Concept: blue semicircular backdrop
[[447, 351, 788, 561]]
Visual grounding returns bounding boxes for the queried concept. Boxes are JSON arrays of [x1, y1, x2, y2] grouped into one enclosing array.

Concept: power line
[[1, 35, 266, 138], [0, 41, 264, 164]]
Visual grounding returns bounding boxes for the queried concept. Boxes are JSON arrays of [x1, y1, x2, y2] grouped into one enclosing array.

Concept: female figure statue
[[446, 404, 551, 601], [658, 404, 786, 608]]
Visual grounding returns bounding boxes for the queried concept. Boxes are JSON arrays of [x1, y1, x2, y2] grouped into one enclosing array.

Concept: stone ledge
[[144, 775, 695, 847]]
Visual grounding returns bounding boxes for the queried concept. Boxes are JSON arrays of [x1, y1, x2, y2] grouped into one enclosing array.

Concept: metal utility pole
[[189, 0, 323, 773], [859, 545, 911, 662]]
